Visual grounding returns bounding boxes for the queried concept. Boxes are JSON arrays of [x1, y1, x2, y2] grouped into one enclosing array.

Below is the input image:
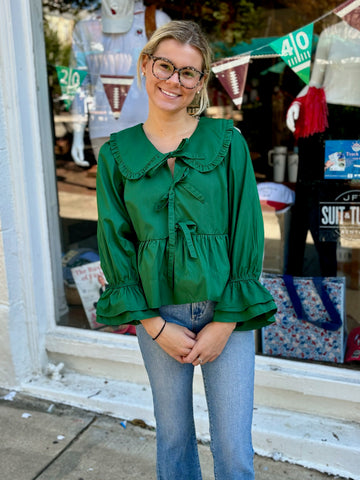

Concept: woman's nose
[[166, 70, 181, 85]]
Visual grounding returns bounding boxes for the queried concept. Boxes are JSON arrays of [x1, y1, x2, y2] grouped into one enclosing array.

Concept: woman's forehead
[[154, 39, 203, 68]]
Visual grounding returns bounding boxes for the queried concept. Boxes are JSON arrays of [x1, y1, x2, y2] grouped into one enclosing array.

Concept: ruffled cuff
[[96, 283, 159, 326], [214, 278, 277, 331]]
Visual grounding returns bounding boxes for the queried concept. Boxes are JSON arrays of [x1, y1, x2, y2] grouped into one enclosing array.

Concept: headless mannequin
[[286, 21, 360, 276], [70, 0, 170, 166], [287, 21, 360, 131]]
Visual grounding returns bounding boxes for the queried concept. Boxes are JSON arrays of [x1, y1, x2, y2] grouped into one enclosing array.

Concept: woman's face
[[142, 38, 204, 115]]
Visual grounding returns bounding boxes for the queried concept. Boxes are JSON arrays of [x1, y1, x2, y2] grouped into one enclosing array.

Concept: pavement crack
[[31, 415, 98, 480]]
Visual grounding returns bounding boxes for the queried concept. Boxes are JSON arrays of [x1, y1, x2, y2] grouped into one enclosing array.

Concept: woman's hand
[[141, 316, 197, 363], [182, 322, 236, 366]]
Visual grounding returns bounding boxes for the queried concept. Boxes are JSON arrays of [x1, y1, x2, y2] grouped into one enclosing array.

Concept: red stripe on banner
[[334, 0, 360, 31], [100, 75, 134, 117], [212, 56, 250, 109]]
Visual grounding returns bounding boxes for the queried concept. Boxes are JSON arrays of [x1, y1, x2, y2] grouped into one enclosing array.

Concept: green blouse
[[96, 117, 276, 331]]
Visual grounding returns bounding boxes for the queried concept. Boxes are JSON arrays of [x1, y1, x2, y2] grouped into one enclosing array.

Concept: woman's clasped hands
[[141, 317, 236, 366]]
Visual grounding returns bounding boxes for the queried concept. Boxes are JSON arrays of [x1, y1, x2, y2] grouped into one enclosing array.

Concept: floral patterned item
[[261, 274, 346, 363]]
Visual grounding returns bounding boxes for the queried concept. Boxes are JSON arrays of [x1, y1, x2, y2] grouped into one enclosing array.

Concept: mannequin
[[71, 0, 170, 167], [286, 21, 360, 276], [287, 21, 360, 132]]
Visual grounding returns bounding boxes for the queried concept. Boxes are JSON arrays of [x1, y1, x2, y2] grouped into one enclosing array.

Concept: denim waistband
[[159, 301, 215, 333]]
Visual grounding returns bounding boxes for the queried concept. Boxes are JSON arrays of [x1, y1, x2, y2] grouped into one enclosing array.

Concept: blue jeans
[[136, 301, 255, 480]]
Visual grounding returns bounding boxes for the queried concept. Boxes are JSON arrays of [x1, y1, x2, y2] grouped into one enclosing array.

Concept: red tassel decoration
[[293, 87, 329, 140]]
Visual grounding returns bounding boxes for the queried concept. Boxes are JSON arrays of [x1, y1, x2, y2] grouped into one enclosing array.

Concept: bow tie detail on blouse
[[155, 166, 205, 285]]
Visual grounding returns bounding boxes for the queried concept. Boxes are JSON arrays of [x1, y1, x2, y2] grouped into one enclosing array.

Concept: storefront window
[[43, 0, 359, 370]]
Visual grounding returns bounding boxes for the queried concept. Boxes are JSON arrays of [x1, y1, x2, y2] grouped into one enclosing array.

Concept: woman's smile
[[159, 87, 181, 98]]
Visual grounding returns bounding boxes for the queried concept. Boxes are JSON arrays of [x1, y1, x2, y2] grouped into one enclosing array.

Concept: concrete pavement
[[0, 388, 346, 480]]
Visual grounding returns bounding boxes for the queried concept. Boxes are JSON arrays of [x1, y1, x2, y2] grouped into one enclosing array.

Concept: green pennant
[[55, 66, 88, 110], [269, 23, 314, 84]]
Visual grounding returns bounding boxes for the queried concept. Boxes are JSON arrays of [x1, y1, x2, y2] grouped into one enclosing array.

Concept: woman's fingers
[[155, 322, 197, 361], [183, 322, 236, 365]]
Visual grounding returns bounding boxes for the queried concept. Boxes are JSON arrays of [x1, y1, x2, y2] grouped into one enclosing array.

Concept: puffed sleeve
[[308, 27, 331, 89], [213, 129, 277, 330], [96, 142, 159, 325]]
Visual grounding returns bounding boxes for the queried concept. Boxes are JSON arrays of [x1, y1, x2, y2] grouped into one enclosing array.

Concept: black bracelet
[[152, 320, 167, 341]]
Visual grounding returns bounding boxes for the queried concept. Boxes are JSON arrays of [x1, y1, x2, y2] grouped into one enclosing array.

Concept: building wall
[[0, 215, 13, 385], [0, 57, 22, 386], [0, 0, 54, 386]]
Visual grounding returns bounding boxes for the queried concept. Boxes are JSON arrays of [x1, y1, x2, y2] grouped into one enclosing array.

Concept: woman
[[96, 20, 276, 480]]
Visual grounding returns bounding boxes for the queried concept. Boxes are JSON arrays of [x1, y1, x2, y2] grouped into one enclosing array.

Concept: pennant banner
[[269, 23, 314, 84], [55, 66, 88, 110], [100, 75, 134, 119], [334, 0, 360, 31], [210, 1, 357, 110], [212, 55, 250, 109]]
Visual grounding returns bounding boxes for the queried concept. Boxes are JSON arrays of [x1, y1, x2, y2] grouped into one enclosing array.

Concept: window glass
[[43, 1, 360, 370]]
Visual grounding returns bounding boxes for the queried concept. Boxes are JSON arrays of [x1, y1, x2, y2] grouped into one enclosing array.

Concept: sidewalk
[[0, 388, 345, 480]]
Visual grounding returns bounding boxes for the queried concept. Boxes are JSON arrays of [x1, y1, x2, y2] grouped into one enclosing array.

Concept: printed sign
[[71, 261, 107, 329], [55, 66, 88, 110], [320, 190, 360, 241], [270, 23, 314, 84], [324, 140, 360, 179]]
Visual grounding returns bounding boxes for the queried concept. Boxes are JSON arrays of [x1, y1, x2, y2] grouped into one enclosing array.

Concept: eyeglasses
[[148, 54, 205, 89]]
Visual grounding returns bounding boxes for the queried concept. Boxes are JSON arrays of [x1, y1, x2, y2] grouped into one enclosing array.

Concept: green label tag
[[55, 66, 88, 110]]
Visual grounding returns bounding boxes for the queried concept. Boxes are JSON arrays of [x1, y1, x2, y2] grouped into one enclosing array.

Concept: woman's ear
[[197, 76, 206, 93], [141, 54, 150, 76]]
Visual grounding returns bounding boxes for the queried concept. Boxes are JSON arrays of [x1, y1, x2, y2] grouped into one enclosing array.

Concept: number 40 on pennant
[[270, 23, 314, 84], [281, 30, 310, 57]]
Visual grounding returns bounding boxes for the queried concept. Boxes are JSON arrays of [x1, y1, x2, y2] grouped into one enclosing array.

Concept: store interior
[[45, 1, 360, 369]]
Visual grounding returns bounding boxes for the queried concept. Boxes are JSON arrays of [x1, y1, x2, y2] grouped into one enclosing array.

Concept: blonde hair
[[137, 20, 212, 116]]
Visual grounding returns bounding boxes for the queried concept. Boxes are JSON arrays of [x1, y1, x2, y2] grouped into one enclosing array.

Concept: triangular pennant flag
[[211, 55, 250, 109], [100, 75, 134, 119], [269, 24, 314, 84], [334, 0, 360, 31], [55, 66, 88, 110]]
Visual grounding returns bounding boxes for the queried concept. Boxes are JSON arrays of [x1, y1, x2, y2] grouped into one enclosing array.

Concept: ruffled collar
[[109, 117, 234, 179]]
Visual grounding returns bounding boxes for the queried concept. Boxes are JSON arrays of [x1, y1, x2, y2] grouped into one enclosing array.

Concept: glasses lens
[[153, 58, 174, 80], [180, 68, 201, 88]]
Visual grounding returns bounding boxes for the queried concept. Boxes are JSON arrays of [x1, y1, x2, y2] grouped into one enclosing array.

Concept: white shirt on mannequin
[[71, 1, 170, 165], [287, 21, 360, 132]]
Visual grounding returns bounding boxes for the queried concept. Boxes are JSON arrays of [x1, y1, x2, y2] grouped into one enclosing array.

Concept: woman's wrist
[[152, 319, 167, 341], [213, 321, 237, 332], [141, 316, 166, 339]]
